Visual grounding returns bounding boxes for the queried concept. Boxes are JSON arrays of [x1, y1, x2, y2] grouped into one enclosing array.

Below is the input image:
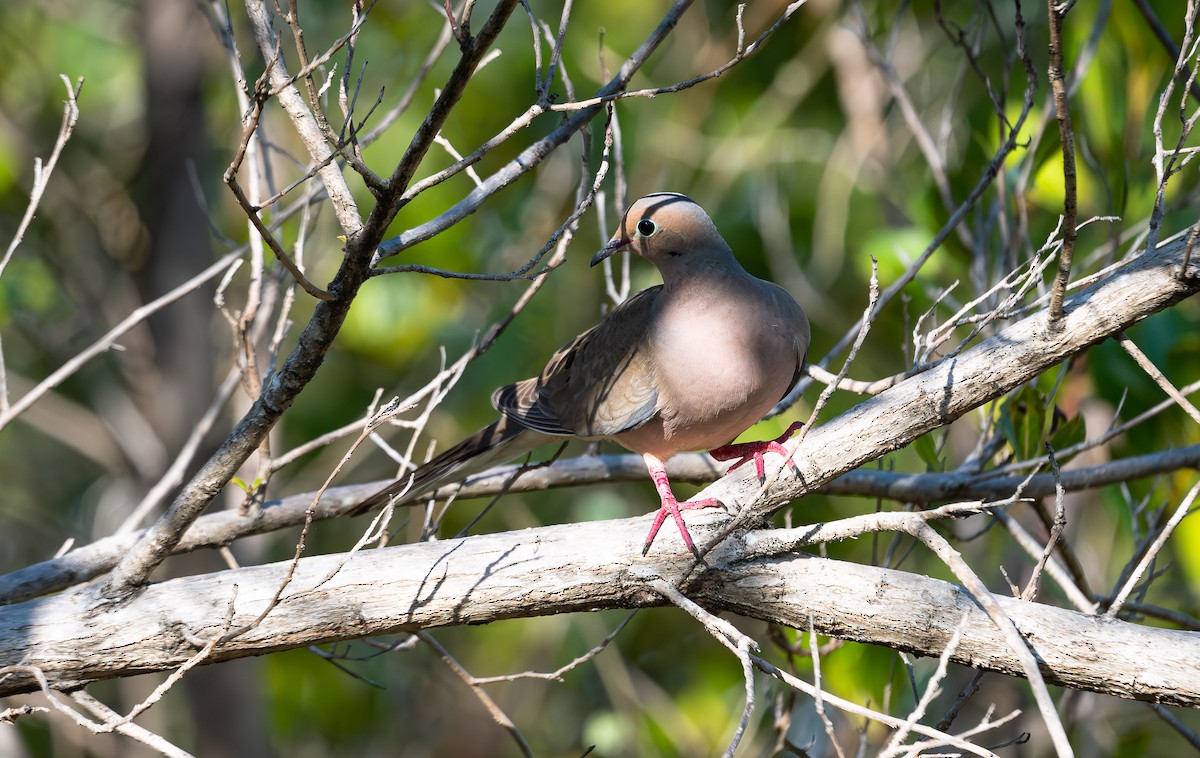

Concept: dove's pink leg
[[708, 421, 803, 482], [641, 453, 723, 558]]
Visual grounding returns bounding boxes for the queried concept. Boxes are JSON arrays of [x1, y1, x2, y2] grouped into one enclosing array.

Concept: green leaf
[[1000, 385, 1047, 460], [913, 432, 944, 472], [1048, 414, 1086, 452], [230, 476, 265, 494]]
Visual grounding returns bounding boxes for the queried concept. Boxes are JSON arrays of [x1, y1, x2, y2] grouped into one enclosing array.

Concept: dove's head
[[591, 193, 735, 274]]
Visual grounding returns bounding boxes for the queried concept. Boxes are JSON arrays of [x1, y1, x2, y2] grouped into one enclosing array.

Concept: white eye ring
[[636, 218, 658, 237]]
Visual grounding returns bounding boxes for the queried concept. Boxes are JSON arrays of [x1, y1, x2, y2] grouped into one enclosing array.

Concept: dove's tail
[[349, 416, 554, 516]]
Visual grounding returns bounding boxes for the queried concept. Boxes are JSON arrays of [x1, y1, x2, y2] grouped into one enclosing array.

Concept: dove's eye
[[636, 218, 658, 237]]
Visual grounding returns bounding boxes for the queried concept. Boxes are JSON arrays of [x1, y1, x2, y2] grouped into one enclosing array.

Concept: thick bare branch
[[2, 515, 1198, 706], [6, 437, 1198, 607]]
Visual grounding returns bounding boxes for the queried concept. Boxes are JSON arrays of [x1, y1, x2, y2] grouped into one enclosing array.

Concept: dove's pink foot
[[641, 453, 723, 558], [709, 421, 803, 482]]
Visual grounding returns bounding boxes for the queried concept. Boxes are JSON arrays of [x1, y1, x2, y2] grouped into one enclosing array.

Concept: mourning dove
[[354, 192, 811, 556]]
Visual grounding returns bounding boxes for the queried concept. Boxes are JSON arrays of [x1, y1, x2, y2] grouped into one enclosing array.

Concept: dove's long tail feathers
[[350, 417, 553, 516]]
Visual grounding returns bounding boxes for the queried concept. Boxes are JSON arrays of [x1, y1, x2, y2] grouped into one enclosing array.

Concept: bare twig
[[223, 85, 334, 301], [1106, 478, 1200, 619], [0, 250, 242, 434], [1047, 0, 1078, 320], [1116, 331, 1200, 425], [1149, 702, 1200, 750], [1132, 0, 1200, 103], [242, 0, 363, 236], [418, 632, 534, 758], [0, 75, 83, 282], [795, 258, 880, 446], [1146, 1, 1200, 257], [992, 508, 1095, 613], [857, 15, 976, 255], [650, 580, 757, 758], [0, 75, 83, 415], [374, 105, 615, 281], [68, 692, 195, 758], [372, 0, 729, 260], [359, 12, 454, 146], [880, 612, 972, 757], [749, 656, 1010, 757], [472, 612, 636, 684], [114, 368, 242, 534], [381, 0, 520, 201], [544, 1, 806, 114], [0, 703, 49, 724], [1020, 444, 1068, 602], [904, 520, 1073, 757], [806, 612, 846, 758]]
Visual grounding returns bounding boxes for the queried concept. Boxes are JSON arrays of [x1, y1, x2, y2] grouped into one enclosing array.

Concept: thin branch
[[1146, 1, 1200, 257], [0, 250, 242, 434], [857, 17, 976, 255], [1116, 331, 1200, 425], [359, 10, 454, 146], [0, 75, 83, 415], [223, 85, 334, 300], [0, 75, 83, 281], [242, 0, 363, 236], [1047, 0, 1078, 320], [880, 612, 972, 757], [1149, 703, 1200, 750], [1105, 478, 1200, 619], [471, 612, 635, 684], [806, 611, 846, 758], [1020, 444, 1068, 602], [5, 438, 1199, 605], [992, 508, 1095, 613], [1132, 0, 1200, 103], [749, 656, 1010, 757], [272, 0, 376, 100], [114, 368, 242, 534], [904, 519, 1072, 756], [651, 580, 757, 758], [374, 108, 615, 280], [382, 0, 521, 200], [68, 691, 194, 758], [418, 632, 534, 757]]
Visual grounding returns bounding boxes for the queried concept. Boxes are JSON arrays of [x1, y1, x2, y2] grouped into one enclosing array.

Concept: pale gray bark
[[2, 513, 1198, 705], [4, 442, 1199, 605]]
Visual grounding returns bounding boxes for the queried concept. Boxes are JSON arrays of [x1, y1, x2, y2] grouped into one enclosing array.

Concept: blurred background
[[2, 0, 1199, 755]]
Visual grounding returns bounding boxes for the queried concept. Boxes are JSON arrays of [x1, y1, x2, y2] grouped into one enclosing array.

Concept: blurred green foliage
[[2, 0, 1200, 755]]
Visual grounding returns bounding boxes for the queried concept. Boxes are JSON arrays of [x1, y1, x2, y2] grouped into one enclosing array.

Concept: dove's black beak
[[591, 236, 631, 267]]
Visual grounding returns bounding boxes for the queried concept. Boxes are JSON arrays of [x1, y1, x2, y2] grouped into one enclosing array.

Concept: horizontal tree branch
[[5, 441, 1197, 606], [1, 513, 1197, 706]]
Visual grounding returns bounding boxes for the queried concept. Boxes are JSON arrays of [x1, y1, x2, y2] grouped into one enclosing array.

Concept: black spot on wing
[[492, 382, 576, 436]]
